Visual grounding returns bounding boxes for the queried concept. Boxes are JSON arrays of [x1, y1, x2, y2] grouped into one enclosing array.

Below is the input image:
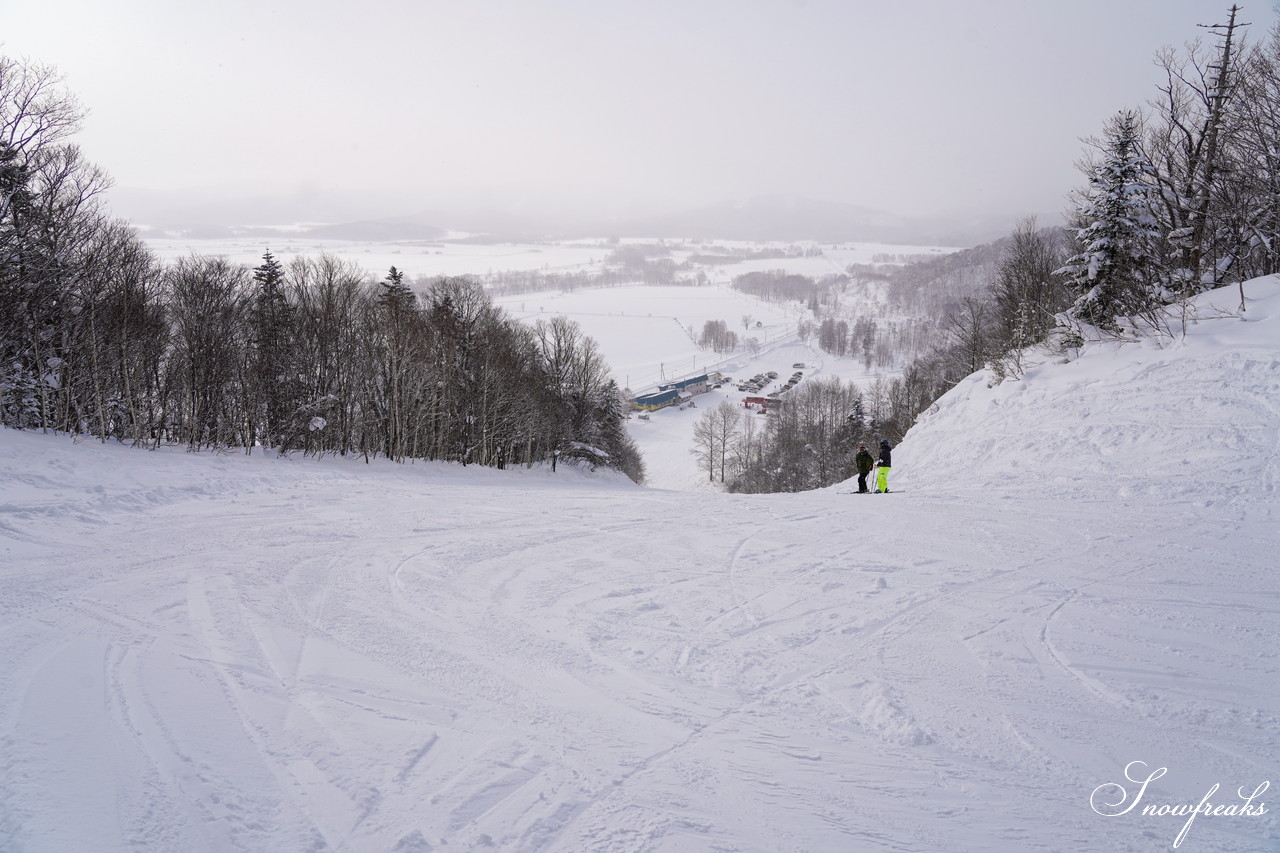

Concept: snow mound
[[898, 276, 1280, 502], [858, 682, 934, 747]]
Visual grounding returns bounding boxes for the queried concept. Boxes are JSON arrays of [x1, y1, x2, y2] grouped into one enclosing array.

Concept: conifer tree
[[1058, 110, 1160, 328], [250, 249, 297, 448], [376, 265, 408, 459]]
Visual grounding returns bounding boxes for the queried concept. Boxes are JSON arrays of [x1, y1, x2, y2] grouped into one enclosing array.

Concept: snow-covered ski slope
[[1, 279, 1278, 852]]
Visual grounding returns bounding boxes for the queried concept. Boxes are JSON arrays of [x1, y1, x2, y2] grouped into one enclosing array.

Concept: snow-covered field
[[2, 278, 1277, 852], [141, 236, 953, 284], [493, 284, 808, 392], [144, 237, 609, 279]]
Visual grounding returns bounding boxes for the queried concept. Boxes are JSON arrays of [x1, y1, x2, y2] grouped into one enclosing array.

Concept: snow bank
[[898, 276, 1280, 503]]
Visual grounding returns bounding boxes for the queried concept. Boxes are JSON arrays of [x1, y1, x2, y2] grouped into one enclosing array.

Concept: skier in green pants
[[874, 439, 892, 493]]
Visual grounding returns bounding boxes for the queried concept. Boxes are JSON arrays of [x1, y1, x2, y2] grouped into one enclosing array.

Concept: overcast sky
[[5, 0, 1275, 222]]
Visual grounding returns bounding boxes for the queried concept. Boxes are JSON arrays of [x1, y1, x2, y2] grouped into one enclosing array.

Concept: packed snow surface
[[1, 279, 1278, 852]]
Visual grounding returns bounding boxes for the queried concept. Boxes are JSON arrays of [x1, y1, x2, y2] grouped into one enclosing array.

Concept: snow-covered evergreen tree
[[1058, 111, 1161, 328], [593, 379, 646, 483], [250, 249, 298, 448], [376, 265, 421, 461], [378, 265, 414, 312]]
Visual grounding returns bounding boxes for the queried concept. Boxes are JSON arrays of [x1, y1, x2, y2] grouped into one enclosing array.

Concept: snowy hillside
[[1, 281, 1277, 852], [898, 276, 1280, 502]]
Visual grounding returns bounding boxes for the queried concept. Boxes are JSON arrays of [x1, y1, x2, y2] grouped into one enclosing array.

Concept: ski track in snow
[[2, 280, 1279, 852]]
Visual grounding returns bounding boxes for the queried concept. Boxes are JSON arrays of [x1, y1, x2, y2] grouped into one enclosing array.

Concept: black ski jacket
[[878, 445, 892, 467]]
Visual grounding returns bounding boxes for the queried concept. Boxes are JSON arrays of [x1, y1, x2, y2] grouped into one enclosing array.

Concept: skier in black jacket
[[854, 445, 875, 493], [875, 439, 892, 493]]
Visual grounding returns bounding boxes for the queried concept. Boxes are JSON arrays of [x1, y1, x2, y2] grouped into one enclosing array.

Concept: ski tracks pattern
[[3, 460, 1277, 851]]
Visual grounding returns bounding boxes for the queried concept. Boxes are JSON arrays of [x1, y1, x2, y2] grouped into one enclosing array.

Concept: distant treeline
[[731, 270, 832, 305], [478, 241, 829, 298]]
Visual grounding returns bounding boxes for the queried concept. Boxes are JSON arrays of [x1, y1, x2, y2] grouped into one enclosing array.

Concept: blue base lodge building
[[631, 374, 710, 411]]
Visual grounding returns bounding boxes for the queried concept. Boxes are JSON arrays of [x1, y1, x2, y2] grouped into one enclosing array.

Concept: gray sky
[[5, 0, 1274, 221]]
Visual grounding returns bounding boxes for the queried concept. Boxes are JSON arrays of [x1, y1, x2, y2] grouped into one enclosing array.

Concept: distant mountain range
[[116, 188, 1055, 248]]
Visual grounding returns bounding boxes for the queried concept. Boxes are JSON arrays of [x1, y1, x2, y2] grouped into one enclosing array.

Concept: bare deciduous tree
[[691, 400, 742, 483]]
